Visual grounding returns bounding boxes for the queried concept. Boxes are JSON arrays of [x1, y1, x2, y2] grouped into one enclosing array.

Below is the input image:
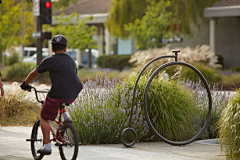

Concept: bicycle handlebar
[[30, 86, 49, 104]]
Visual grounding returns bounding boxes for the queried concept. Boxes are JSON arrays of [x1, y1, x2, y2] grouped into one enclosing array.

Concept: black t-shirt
[[36, 53, 83, 99]]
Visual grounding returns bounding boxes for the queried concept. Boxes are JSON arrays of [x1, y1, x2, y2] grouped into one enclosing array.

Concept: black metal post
[[36, 16, 42, 66], [88, 48, 92, 68]]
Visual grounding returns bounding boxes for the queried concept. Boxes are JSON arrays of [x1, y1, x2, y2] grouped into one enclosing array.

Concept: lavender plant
[[181, 80, 230, 139], [69, 74, 149, 144]]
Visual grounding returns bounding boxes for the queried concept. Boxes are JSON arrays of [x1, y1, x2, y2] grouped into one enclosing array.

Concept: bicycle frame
[[128, 50, 180, 128], [50, 111, 65, 144], [31, 87, 66, 145]]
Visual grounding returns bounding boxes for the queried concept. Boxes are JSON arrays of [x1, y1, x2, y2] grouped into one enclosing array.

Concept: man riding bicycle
[[20, 35, 83, 155], [0, 71, 4, 97]]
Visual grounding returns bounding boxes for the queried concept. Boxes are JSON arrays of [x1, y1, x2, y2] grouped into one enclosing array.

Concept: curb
[[195, 138, 220, 145]]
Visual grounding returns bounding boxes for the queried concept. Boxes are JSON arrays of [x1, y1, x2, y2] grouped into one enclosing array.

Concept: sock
[[42, 142, 51, 150], [63, 112, 71, 120]]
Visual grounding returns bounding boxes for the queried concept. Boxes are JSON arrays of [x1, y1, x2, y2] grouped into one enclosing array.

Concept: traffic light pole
[[36, 16, 42, 66]]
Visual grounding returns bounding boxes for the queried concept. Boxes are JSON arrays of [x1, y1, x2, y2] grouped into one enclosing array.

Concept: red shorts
[[41, 96, 75, 121]]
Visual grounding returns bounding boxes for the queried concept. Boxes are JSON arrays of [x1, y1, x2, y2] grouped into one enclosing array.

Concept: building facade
[[53, 0, 134, 57], [53, 0, 240, 68], [170, 0, 240, 69]]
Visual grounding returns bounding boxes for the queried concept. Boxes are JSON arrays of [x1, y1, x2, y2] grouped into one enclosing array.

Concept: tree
[[1, 1, 21, 52], [169, 0, 219, 35], [0, 0, 35, 65], [105, 0, 150, 39], [125, 1, 172, 50], [52, 0, 81, 12], [106, 0, 219, 38], [45, 13, 97, 51]]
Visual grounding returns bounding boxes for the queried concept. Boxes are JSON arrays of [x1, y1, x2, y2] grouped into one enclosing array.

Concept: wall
[[169, 21, 209, 49], [169, 17, 240, 69], [215, 17, 240, 68]]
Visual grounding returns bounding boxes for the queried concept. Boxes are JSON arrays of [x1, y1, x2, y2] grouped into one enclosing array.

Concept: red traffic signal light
[[45, 2, 51, 8], [40, 0, 52, 25]]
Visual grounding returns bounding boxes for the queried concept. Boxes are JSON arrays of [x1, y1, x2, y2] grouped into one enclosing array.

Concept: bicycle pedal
[[26, 139, 34, 142], [55, 142, 64, 146], [26, 138, 42, 142], [37, 150, 51, 155]]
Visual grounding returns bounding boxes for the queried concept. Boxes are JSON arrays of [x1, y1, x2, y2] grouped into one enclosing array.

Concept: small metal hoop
[[121, 128, 137, 147]]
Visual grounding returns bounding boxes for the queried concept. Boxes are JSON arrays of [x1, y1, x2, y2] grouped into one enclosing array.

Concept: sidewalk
[[0, 126, 226, 160]]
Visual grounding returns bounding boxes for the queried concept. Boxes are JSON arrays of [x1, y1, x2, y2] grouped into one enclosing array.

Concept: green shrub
[[127, 73, 199, 141], [218, 89, 240, 159], [180, 63, 222, 84], [230, 67, 240, 73], [4, 53, 20, 66], [96, 55, 132, 71], [220, 73, 240, 90], [5, 62, 35, 81]]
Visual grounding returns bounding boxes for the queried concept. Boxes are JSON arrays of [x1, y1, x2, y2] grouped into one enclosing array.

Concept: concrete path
[[0, 126, 226, 160]]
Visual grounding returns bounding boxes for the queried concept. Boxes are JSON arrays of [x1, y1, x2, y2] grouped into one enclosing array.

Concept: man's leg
[[40, 117, 51, 144]]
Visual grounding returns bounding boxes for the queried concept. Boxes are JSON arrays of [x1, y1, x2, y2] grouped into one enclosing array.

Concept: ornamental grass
[[218, 89, 240, 160]]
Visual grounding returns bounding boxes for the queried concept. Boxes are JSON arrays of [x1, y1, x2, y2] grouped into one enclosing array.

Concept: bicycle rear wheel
[[144, 62, 212, 146], [31, 119, 44, 160], [59, 122, 79, 160]]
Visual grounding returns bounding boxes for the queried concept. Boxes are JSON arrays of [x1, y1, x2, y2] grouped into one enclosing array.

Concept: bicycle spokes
[[59, 123, 79, 160]]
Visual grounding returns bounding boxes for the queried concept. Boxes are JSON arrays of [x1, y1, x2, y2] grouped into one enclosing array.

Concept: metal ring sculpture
[[121, 50, 212, 147]]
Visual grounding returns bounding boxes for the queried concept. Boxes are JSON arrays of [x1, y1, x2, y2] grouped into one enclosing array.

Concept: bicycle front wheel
[[59, 123, 79, 160], [31, 119, 44, 160], [143, 61, 212, 146]]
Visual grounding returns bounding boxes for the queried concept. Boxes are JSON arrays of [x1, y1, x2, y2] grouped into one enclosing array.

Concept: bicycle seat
[[172, 50, 180, 53], [60, 102, 70, 109]]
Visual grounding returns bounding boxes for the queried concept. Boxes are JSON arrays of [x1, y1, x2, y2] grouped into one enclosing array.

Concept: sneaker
[[37, 147, 52, 155]]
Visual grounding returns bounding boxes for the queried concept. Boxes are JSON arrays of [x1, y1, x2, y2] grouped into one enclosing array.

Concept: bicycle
[[121, 50, 212, 147], [26, 86, 79, 160]]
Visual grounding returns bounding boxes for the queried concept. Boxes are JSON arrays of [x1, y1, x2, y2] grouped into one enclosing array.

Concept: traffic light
[[43, 32, 52, 40], [40, 0, 52, 25]]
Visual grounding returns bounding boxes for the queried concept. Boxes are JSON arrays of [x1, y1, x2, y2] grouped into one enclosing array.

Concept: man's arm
[[24, 69, 40, 83], [0, 78, 4, 96]]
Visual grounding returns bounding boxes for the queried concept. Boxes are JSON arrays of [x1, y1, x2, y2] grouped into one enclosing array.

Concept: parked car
[[81, 49, 99, 68], [22, 51, 49, 63], [66, 50, 79, 68], [23, 47, 49, 58], [22, 52, 78, 68]]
